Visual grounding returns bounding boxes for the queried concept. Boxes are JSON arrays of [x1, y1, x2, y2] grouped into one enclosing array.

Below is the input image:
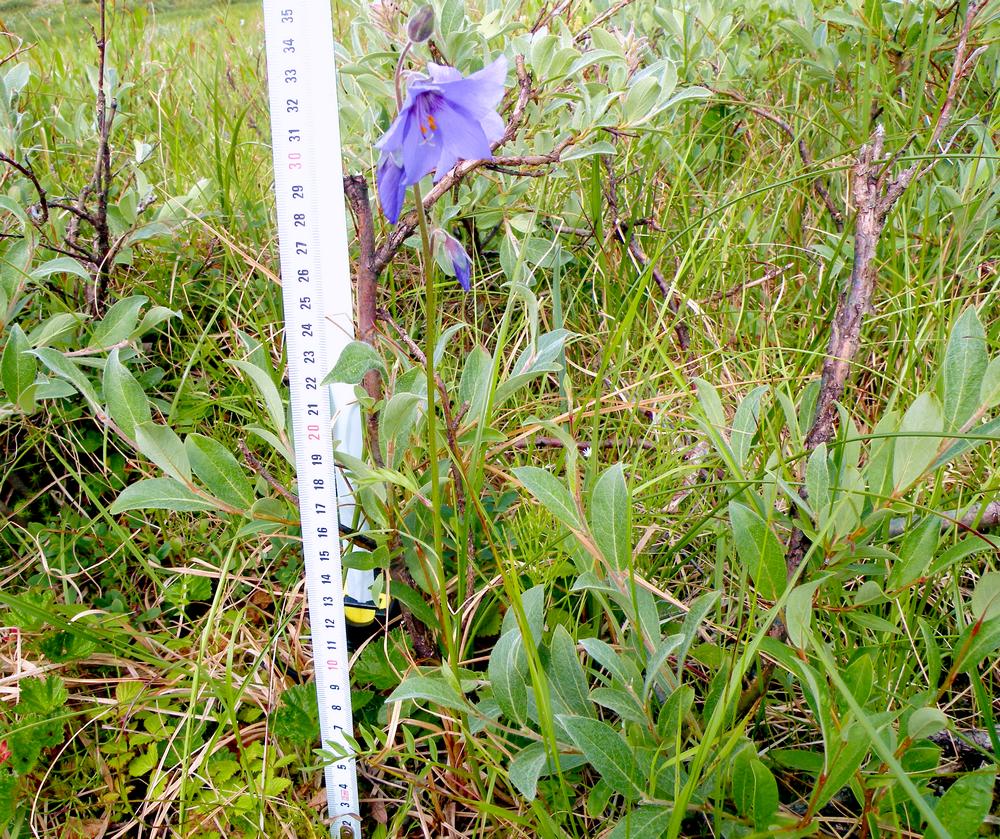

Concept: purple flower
[[438, 230, 471, 290], [376, 56, 507, 223]]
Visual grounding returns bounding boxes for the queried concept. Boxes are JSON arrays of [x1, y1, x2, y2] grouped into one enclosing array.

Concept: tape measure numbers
[[261, 1, 372, 834]]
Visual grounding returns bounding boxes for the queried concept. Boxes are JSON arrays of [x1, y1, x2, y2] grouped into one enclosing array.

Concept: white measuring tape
[[262, 1, 369, 834]]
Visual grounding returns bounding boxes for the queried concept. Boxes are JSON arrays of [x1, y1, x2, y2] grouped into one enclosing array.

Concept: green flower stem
[[412, 180, 450, 656]]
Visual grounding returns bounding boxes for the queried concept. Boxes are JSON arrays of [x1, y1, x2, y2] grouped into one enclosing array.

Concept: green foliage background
[[0, 0, 998, 837]]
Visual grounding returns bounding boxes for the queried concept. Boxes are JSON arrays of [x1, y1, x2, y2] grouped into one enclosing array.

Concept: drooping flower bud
[[406, 5, 434, 43], [437, 229, 472, 291]]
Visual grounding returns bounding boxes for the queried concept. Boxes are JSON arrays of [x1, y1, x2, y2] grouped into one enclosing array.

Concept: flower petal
[[431, 100, 492, 180], [478, 110, 505, 144], [376, 152, 407, 223], [401, 103, 444, 185], [426, 62, 463, 84], [431, 56, 507, 120]]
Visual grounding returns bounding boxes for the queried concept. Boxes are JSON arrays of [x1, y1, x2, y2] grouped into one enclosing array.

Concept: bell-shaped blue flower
[[376, 56, 507, 224]]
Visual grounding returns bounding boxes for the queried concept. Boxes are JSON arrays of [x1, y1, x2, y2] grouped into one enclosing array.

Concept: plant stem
[[412, 181, 450, 658]]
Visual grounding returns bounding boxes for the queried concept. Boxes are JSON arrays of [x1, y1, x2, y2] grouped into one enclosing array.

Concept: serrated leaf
[[513, 466, 583, 532], [185, 433, 255, 509], [589, 463, 630, 570], [321, 340, 385, 386], [272, 683, 319, 745], [942, 307, 987, 432], [103, 349, 151, 438], [729, 502, 787, 600], [110, 477, 218, 514], [893, 393, 943, 490], [135, 422, 191, 482], [560, 715, 643, 800], [16, 675, 68, 715], [128, 745, 158, 777]]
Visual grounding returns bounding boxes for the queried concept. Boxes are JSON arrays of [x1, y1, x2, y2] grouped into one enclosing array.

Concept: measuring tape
[[261, 1, 367, 834]]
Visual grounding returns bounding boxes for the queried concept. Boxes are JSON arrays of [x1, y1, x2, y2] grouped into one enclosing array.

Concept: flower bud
[[406, 5, 434, 42]]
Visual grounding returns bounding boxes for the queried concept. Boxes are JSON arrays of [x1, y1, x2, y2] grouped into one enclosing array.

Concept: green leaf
[[643, 634, 683, 701], [980, 357, 1000, 408], [132, 305, 180, 339], [907, 707, 948, 740], [24, 313, 85, 350], [941, 307, 987, 432], [893, 393, 943, 490], [932, 414, 1000, 471], [185, 434, 255, 509], [694, 378, 727, 436], [110, 477, 218, 514], [580, 636, 639, 686], [731, 386, 768, 467], [91, 295, 148, 348], [386, 673, 467, 713], [16, 675, 68, 715], [589, 463, 630, 570], [458, 345, 493, 423], [320, 340, 385, 386], [1, 323, 36, 412], [545, 625, 593, 718], [128, 745, 158, 777], [816, 720, 870, 809], [380, 391, 423, 468], [888, 515, 939, 590], [508, 742, 547, 801], [607, 806, 673, 839], [103, 349, 151, 438], [926, 769, 996, 839], [958, 615, 1000, 672], [29, 255, 90, 282], [135, 422, 191, 483], [31, 347, 101, 410], [488, 629, 529, 724], [731, 750, 779, 829], [805, 443, 830, 524], [559, 715, 643, 800], [729, 502, 787, 600], [786, 580, 822, 649], [229, 359, 286, 435], [970, 571, 1000, 621], [0, 770, 17, 828], [513, 466, 583, 532], [675, 590, 721, 679], [272, 683, 319, 746]]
